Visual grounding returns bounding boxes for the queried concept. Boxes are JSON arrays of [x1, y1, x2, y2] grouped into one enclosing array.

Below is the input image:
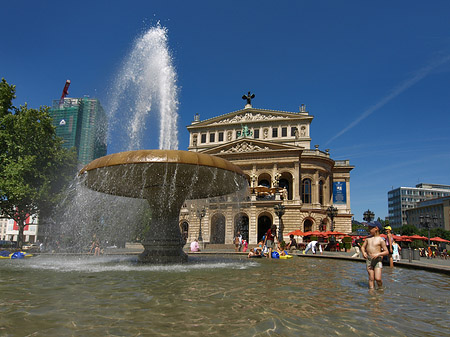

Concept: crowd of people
[[187, 222, 448, 290]]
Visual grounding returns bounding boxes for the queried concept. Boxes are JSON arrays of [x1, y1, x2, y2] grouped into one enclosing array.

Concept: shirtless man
[[361, 222, 389, 289]]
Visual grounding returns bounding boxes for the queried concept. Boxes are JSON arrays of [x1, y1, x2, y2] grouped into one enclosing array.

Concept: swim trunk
[[266, 240, 274, 249], [366, 256, 383, 270]]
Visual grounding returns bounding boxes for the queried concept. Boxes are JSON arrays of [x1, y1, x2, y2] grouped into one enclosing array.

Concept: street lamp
[[420, 214, 437, 249], [326, 206, 338, 232], [196, 207, 206, 249], [274, 204, 285, 242], [363, 209, 374, 224]]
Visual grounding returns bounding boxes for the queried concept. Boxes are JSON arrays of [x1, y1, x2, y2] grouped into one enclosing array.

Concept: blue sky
[[2, 1, 450, 221]]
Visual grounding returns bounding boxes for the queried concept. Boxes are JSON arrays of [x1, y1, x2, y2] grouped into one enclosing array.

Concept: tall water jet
[[108, 23, 179, 151], [80, 150, 248, 263]]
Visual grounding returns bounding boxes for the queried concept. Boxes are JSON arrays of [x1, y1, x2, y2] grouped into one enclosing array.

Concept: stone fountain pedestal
[[80, 150, 247, 263]]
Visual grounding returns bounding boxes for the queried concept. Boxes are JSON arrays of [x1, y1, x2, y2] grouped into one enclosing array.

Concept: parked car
[[22, 243, 39, 251]]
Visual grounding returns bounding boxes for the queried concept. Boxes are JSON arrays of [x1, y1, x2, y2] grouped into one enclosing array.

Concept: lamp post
[[420, 213, 437, 249], [326, 206, 338, 251], [363, 209, 374, 224], [274, 204, 285, 242], [326, 206, 338, 232], [196, 207, 206, 249]]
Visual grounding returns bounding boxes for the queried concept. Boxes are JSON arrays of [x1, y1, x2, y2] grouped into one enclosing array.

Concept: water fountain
[[108, 23, 179, 152], [1, 24, 449, 336], [79, 149, 247, 263]]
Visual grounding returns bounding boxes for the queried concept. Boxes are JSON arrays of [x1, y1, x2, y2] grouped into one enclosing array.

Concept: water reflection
[[0, 255, 449, 336]]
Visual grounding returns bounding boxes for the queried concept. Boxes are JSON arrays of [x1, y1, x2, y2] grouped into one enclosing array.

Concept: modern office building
[[388, 183, 450, 228], [179, 98, 354, 245], [49, 97, 107, 166], [405, 196, 450, 231]]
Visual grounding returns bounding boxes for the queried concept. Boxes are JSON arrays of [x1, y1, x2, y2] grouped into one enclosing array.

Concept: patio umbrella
[[288, 229, 305, 236], [408, 235, 428, 241], [430, 237, 450, 243], [392, 234, 410, 242], [309, 230, 325, 236], [323, 230, 346, 236]]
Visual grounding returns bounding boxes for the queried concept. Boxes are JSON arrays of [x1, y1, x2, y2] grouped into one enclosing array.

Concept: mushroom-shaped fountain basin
[[79, 150, 248, 263]]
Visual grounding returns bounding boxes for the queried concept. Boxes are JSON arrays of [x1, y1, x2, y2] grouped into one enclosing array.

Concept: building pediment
[[189, 108, 312, 129], [202, 138, 301, 155]]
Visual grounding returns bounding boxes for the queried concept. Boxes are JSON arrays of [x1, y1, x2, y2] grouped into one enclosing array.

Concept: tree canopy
[[0, 78, 77, 248]]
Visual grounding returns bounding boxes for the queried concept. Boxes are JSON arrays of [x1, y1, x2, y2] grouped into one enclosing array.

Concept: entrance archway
[[258, 214, 272, 242], [210, 213, 226, 244], [234, 213, 249, 242], [303, 218, 313, 232]]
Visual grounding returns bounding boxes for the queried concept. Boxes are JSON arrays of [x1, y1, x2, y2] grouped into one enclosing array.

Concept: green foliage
[[351, 220, 366, 233], [398, 225, 418, 236], [0, 78, 77, 248]]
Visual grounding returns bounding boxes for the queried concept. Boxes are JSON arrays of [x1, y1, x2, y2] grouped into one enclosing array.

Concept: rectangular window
[[201, 134, 207, 143], [254, 129, 259, 139], [209, 133, 215, 143], [218, 132, 224, 142], [272, 128, 278, 138], [281, 127, 287, 137]]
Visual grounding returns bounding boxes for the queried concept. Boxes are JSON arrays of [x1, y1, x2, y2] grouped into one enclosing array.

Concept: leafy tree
[[398, 224, 419, 236], [0, 78, 77, 249], [351, 219, 366, 233]]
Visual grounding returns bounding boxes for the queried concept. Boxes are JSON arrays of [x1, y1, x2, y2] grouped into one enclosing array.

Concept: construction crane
[[59, 80, 71, 105]]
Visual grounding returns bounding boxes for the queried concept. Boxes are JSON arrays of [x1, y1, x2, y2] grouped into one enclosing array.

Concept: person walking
[[234, 232, 242, 252], [385, 226, 394, 267], [361, 222, 389, 289], [392, 240, 401, 262], [263, 225, 277, 259], [351, 236, 362, 258]]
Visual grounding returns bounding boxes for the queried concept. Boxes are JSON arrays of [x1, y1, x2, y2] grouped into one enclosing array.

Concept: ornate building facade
[[180, 97, 354, 245]]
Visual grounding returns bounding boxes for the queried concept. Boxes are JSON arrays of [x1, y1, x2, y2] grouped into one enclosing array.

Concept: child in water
[[361, 222, 389, 289]]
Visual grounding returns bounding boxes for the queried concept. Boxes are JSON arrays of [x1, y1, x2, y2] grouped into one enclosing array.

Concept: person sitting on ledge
[[190, 239, 200, 252], [285, 234, 298, 252]]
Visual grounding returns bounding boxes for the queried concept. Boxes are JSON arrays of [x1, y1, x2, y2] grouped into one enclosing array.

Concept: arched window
[[302, 178, 312, 204], [319, 180, 324, 205]]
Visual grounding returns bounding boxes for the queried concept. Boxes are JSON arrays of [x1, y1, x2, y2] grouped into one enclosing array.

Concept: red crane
[[59, 80, 71, 105]]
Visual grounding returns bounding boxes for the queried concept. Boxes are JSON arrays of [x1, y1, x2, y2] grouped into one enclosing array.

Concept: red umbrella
[[430, 237, 450, 243], [288, 229, 305, 236], [399, 235, 412, 242], [408, 235, 428, 240], [324, 230, 346, 236], [392, 234, 410, 242], [309, 230, 325, 236], [381, 234, 411, 242]]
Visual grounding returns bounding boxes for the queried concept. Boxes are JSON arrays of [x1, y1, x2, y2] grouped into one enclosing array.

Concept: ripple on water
[[0, 255, 449, 336]]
